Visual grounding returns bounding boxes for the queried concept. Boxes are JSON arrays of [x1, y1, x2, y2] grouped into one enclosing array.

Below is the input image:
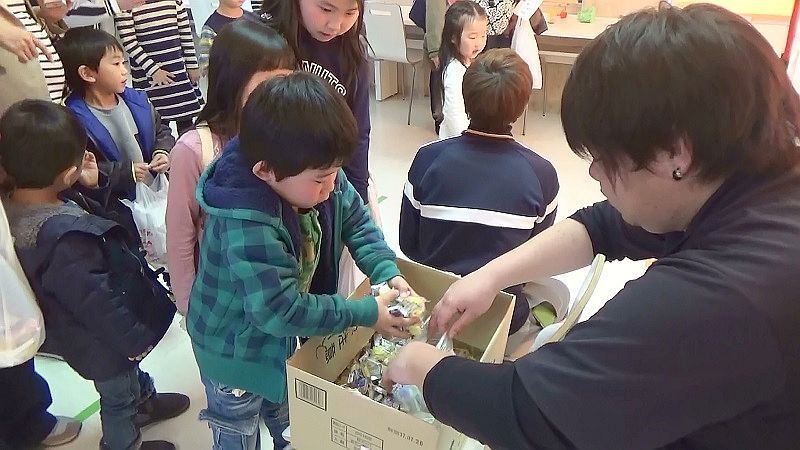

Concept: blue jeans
[[200, 377, 289, 450], [94, 367, 155, 450]]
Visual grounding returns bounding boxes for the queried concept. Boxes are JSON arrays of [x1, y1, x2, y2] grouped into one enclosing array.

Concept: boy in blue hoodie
[[187, 72, 417, 450], [57, 27, 174, 200]]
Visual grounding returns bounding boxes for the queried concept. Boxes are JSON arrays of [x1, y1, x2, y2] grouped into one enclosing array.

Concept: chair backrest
[[363, 2, 411, 63], [531, 254, 606, 351]]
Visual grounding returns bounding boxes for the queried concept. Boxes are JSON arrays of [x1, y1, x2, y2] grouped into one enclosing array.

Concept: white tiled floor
[[36, 91, 647, 449]]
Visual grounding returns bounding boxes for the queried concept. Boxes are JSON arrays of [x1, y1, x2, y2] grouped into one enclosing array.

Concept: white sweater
[[439, 59, 469, 140]]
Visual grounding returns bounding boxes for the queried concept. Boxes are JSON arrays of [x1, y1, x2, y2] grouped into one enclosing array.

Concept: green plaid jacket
[[187, 145, 399, 402]]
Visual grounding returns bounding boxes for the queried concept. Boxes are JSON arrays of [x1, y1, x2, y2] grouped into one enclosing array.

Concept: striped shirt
[[7, 0, 65, 103], [115, 0, 202, 121], [63, 0, 109, 28]]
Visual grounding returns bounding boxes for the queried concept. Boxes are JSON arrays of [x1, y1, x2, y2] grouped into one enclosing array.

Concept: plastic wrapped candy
[[360, 354, 383, 379]]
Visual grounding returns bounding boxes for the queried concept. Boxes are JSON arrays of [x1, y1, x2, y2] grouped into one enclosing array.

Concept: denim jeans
[[94, 366, 155, 450], [200, 377, 289, 450]]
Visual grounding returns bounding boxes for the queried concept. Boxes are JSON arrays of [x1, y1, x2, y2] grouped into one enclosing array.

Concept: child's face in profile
[[299, 0, 359, 42], [457, 16, 488, 65], [88, 47, 128, 95], [259, 165, 340, 209]]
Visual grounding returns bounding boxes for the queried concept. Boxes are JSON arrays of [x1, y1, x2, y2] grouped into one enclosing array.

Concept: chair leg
[[522, 103, 528, 135], [408, 64, 417, 125], [400, 64, 406, 100], [542, 62, 547, 117]]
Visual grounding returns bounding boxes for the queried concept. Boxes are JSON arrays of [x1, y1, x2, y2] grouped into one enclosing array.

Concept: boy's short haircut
[[463, 49, 533, 132], [239, 72, 358, 179], [56, 27, 125, 96], [0, 100, 87, 189]]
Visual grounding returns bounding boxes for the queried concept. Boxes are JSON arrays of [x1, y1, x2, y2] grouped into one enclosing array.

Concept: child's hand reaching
[[149, 153, 170, 173], [78, 151, 99, 188], [387, 276, 414, 297], [133, 162, 150, 182], [374, 289, 420, 339], [151, 69, 175, 86]]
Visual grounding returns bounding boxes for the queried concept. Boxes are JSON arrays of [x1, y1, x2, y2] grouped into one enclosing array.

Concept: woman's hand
[[431, 270, 501, 337], [0, 23, 52, 63], [382, 341, 452, 390]]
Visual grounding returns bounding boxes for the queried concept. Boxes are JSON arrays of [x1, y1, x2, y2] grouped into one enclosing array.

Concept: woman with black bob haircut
[[382, 4, 800, 450]]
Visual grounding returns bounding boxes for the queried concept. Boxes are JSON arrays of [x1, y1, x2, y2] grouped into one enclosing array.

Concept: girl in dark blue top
[[264, 0, 372, 203]]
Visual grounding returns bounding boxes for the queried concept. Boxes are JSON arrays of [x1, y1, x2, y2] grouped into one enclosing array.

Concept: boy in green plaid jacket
[[186, 73, 417, 449]]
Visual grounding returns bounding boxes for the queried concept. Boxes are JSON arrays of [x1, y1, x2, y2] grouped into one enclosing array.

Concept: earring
[[672, 168, 683, 181]]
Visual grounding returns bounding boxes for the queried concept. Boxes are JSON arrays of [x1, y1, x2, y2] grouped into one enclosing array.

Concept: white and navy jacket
[[399, 129, 558, 332]]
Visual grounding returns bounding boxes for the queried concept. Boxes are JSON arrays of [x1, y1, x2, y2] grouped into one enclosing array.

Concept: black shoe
[[140, 441, 175, 450], [134, 393, 190, 429], [100, 439, 176, 450]]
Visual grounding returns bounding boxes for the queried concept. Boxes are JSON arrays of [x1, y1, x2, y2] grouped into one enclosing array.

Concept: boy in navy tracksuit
[[400, 49, 561, 340], [0, 100, 188, 450], [57, 27, 174, 200]]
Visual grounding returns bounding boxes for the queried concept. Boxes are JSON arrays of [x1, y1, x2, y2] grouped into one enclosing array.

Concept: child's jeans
[[200, 377, 290, 450], [94, 366, 155, 450]]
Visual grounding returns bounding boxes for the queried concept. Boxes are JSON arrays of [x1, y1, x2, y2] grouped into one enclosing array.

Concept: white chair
[[531, 254, 606, 351], [522, 50, 578, 135], [364, 2, 425, 125]]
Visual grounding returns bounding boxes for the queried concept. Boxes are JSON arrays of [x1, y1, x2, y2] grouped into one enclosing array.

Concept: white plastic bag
[[121, 174, 169, 267], [337, 176, 382, 296], [0, 202, 44, 368], [511, 0, 544, 90]]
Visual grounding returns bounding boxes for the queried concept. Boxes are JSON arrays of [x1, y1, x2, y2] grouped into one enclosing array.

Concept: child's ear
[[252, 161, 276, 183], [78, 65, 96, 84]]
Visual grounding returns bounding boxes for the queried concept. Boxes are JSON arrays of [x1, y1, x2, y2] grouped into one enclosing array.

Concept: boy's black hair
[[56, 27, 125, 96], [562, 3, 800, 181], [239, 72, 357, 179], [463, 48, 532, 133], [196, 20, 297, 139], [0, 100, 86, 189]]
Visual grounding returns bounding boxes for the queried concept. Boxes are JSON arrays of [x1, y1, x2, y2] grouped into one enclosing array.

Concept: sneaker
[[134, 393, 190, 429], [41, 416, 82, 447], [36, 351, 66, 361]]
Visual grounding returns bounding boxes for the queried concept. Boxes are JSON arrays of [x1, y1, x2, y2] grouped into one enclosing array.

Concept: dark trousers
[[429, 65, 443, 133], [0, 359, 57, 448]]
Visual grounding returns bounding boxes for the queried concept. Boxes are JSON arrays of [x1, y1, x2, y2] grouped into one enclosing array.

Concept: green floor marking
[[73, 399, 101, 422]]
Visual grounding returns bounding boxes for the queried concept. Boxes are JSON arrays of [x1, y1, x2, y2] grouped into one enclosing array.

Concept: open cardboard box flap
[[287, 259, 514, 450]]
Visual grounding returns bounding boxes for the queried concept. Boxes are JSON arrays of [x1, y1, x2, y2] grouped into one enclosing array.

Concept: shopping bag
[[121, 174, 169, 267], [337, 176, 382, 296], [0, 202, 44, 367]]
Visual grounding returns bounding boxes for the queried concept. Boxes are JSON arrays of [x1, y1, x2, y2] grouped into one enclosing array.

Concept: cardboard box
[[287, 259, 514, 450]]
